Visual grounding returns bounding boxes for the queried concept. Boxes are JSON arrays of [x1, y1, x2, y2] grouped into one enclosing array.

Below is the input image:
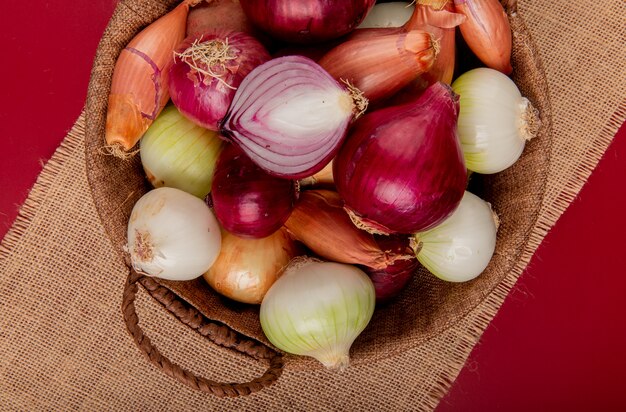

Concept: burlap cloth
[[1, 0, 624, 410]]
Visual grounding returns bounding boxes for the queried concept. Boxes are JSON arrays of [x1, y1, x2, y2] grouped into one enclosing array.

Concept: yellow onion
[[203, 228, 299, 304]]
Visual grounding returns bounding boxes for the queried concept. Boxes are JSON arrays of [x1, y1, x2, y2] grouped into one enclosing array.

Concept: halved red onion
[[220, 55, 365, 179], [239, 0, 376, 44], [210, 143, 298, 239], [334, 82, 467, 234], [169, 29, 270, 131]]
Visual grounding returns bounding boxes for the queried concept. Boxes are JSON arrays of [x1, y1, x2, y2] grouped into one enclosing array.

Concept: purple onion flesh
[[221, 55, 361, 179]]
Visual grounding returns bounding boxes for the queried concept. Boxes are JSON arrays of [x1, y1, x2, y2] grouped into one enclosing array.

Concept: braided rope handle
[[122, 269, 284, 397]]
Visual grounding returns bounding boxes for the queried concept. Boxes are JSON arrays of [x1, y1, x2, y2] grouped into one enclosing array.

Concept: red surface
[[1, 1, 625, 409]]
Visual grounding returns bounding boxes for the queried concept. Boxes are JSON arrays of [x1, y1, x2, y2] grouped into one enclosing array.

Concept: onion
[[210, 143, 298, 238], [358, 1, 415, 28], [127, 187, 221, 281], [139, 104, 224, 198], [362, 234, 418, 303], [239, 0, 376, 44], [334, 82, 467, 235], [220, 55, 367, 179], [105, 0, 198, 155], [260, 258, 375, 370], [284, 190, 413, 269], [404, 0, 464, 86], [452, 68, 540, 174], [169, 29, 270, 131], [454, 0, 512, 74], [318, 30, 438, 104], [203, 227, 300, 304], [412, 191, 498, 282], [186, 0, 255, 39]]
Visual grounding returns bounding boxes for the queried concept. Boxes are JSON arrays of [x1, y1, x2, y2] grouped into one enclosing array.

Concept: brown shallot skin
[[105, 0, 198, 152], [318, 30, 438, 104], [187, 0, 253, 38], [284, 190, 413, 270], [453, 0, 513, 74], [405, 0, 465, 85]]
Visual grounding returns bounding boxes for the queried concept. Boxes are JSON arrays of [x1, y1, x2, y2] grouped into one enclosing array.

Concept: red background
[[1, 1, 625, 409]]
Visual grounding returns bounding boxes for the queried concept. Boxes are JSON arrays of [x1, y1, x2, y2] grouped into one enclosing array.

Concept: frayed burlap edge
[[0, 115, 86, 261]]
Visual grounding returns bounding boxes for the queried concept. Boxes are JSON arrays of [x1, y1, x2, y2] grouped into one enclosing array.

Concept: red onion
[[168, 29, 270, 131], [364, 235, 419, 303], [334, 82, 467, 234], [210, 143, 297, 238], [239, 0, 376, 44], [220, 55, 367, 179]]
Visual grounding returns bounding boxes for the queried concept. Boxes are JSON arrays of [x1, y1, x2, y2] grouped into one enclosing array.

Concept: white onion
[[126, 187, 221, 281], [452, 68, 540, 174], [358, 2, 414, 28], [412, 191, 498, 282], [260, 259, 375, 370]]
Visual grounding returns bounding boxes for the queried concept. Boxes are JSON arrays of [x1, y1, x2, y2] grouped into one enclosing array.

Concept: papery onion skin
[[453, 0, 512, 74], [127, 187, 221, 281], [405, 0, 464, 86], [239, 0, 376, 44], [203, 228, 299, 304], [452, 68, 538, 174], [319, 30, 438, 104], [412, 190, 497, 282], [364, 234, 419, 302], [105, 0, 196, 153], [169, 29, 270, 131], [220, 55, 361, 179], [260, 259, 375, 370], [284, 190, 413, 269], [140, 104, 224, 198], [334, 82, 467, 234], [210, 143, 297, 238]]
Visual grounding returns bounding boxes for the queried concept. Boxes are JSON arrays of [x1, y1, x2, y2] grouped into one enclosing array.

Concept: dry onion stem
[[342, 79, 369, 119], [105, 0, 200, 156]]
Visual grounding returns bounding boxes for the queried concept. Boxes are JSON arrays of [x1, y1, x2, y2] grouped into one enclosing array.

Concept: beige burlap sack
[[1, 0, 624, 410]]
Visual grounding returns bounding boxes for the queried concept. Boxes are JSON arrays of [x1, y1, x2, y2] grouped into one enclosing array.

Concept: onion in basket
[[260, 258, 375, 371], [126, 187, 221, 281]]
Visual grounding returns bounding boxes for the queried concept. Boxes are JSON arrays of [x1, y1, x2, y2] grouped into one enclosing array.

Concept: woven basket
[[84, 0, 552, 397]]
